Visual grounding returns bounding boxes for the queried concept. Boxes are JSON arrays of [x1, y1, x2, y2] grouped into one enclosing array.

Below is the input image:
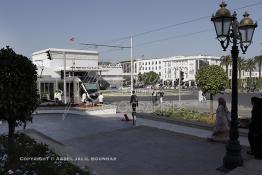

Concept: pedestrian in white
[[199, 90, 203, 103], [98, 92, 104, 105], [81, 92, 87, 103], [57, 90, 62, 103], [54, 90, 59, 103]]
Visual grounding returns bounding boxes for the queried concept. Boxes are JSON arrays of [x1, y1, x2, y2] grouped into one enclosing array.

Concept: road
[[104, 91, 261, 108]]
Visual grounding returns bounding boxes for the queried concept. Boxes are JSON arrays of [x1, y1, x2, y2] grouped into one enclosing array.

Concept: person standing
[[81, 92, 87, 104], [210, 97, 230, 142], [159, 90, 164, 113], [54, 90, 59, 103], [247, 97, 262, 159], [130, 90, 138, 125], [57, 90, 62, 104], [98, 92, 104, 105]]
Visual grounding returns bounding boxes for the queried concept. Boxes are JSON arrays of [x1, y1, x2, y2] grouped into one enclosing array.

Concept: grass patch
[[154, 106, 215, 124]]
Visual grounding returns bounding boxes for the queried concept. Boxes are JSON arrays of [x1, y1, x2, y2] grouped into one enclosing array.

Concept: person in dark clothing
[[130, 90, 138, 125], [248, 97, 262, 159]]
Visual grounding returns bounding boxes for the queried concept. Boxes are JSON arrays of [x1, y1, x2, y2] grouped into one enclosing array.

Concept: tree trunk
[[209, 94, 213, 116], [250, 70, 252, 86], [259, 61, 261, 79], [259, 62, 262, 91], [226, 65, 229, 88], [7, 120, 16, 167], [238, 69, 242, 90]]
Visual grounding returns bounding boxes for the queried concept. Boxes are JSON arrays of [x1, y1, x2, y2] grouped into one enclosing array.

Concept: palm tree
[[237, 57, 245, 89], [220, 55, 232, 87], [254, 55, 262, 78], [244, 58, 256, 87], [254, 55, 262, 89]]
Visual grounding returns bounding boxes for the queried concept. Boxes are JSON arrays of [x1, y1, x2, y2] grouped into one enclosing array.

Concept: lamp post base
[[223, 139, 243, 171]]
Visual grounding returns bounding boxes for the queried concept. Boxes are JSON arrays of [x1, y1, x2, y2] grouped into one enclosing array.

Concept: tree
[[142, 71, 160, 85], [220, 55, 231, 88], [138, 72, 143, 83], [237, 57, 245, 89], [254, 55, 262, 89], [196, 65, 228, 115], [0, 47, 39, 165], [254, 55, 262, 79], [245, 58, 256, 87]]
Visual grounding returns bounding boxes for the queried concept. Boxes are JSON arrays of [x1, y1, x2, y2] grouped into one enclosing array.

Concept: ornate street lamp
[[211, 1, 257, 171]]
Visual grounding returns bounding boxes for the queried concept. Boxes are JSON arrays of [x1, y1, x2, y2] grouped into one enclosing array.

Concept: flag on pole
[[69, 37, 75, 42]]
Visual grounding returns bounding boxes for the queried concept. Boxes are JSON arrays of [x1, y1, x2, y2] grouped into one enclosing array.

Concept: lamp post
[[211, 2, 257, 171]]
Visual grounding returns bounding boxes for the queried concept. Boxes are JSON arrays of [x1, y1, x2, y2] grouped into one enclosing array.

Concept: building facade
[[126, 55, 220, 87], [100, 63, 124, 89], [32, 48, 101, 103]]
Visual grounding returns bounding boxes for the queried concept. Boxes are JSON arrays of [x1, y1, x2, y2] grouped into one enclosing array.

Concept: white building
[[161, 55, 220, 86], [130, 55, 220, 87], [100, 63, 124, 89], [32, 48, 101, 103], [32, 48, 99, 78]]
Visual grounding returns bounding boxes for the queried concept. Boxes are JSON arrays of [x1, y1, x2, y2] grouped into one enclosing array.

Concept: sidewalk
[[136, 114, 249, 146], [136, 113, 261, 175], [2, 110, 260, 175]]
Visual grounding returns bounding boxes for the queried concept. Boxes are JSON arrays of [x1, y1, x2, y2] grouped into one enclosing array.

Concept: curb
[[138, 113, 248, 137]]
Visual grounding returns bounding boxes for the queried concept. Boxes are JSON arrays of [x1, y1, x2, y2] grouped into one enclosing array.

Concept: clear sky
[[0, 0, 261, 62]]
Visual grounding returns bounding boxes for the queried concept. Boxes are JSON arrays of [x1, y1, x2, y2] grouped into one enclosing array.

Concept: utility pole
[[178, 70, 181, 106], [63, 52, 67, 104], [130, 36, 134, 93]]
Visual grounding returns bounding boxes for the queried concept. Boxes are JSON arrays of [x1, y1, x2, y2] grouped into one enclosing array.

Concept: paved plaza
[[0, 113, 257, 175]]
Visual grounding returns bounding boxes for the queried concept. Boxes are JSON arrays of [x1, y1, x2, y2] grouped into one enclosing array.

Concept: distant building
[[160, 55, 220, 86], [31, 48, 101, 103], [100, 63, 124, 89], [121, 55, 221, 87], [32, 48, 99, 78], [119, 60, 132, 86]]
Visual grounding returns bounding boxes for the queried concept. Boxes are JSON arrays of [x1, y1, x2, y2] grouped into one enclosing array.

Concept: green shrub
[[0, 133, 89, 175], [154, 106, 214, 124]]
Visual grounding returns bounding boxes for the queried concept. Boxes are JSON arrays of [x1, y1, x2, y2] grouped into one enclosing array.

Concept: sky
[[0, 0, 262, 63]]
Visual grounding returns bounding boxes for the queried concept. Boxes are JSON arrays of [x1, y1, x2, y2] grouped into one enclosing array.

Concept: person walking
[[152, 90, 157, 104], [57, 90, 62, 104], [98, 92, 104, 105], [54, 90, 59, 103], [247, 97, 262, 159], [210, 97, 230, 142], [130, 90, 138, 125], [159, 90, 164, 113]]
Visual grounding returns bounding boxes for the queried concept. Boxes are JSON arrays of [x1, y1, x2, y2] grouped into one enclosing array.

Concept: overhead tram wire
[[135, 29, 212, 48], [79, 43, 130, 49], [92, 1, 262, 46], [83, 1, 262, 56], [99, 28, 213, 55]]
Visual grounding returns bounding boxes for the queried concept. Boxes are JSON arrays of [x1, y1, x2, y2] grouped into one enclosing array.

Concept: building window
[[159, 66, 161, 70]]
